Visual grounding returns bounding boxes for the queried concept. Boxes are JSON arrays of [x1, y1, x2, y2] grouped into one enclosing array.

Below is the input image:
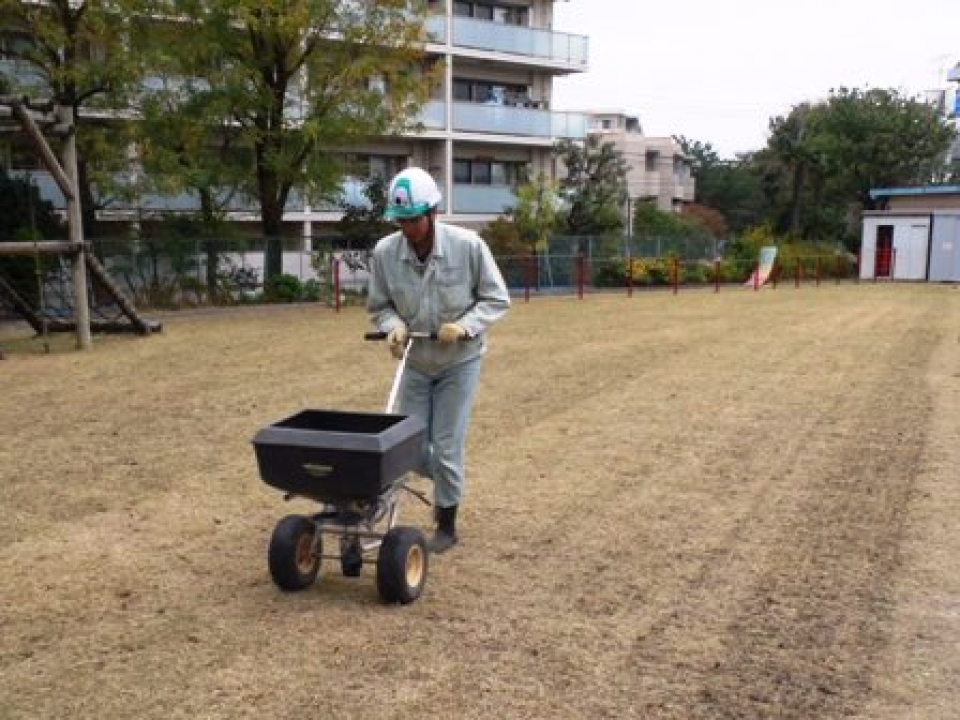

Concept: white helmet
[[384, 167, 442, 220]]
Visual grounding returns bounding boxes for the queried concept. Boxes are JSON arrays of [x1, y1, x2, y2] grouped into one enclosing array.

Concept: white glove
[[387, 324, 408, 360], [438, 322, 467, 344]]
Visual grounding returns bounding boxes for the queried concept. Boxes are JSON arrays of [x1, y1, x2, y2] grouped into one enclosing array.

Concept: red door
[[875, 225, 893, 277]]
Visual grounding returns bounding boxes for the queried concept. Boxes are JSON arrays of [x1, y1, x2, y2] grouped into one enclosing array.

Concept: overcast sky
[[552, 0, 960, 158]]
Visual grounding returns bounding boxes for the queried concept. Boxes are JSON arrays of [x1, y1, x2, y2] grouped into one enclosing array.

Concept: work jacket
[[368, 221, 511, 376]]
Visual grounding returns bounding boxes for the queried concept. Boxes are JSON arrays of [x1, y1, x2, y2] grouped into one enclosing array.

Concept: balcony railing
[[20, 171, 521, 218], [453, 102, 586, 139], [451, 184, 516, 215], [451, 17, 588, 67], [425, 15, 447, 43]]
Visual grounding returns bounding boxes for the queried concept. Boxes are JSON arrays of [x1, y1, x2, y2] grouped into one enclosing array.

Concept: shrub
[[264, 274, 303, 303]]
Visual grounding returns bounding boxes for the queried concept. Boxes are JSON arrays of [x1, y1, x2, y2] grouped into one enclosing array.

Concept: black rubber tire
[[376, 526, 428, 605], [268, 515, 321, 591]]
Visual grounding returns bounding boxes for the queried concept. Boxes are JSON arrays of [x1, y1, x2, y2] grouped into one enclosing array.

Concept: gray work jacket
[[368, 222, 511, 376]]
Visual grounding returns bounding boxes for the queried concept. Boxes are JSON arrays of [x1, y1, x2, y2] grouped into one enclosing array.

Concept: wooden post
[[58, 105, 92, 350]]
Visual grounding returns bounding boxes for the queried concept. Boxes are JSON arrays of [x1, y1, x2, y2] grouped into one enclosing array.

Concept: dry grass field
[[2, 284, 959, 719]]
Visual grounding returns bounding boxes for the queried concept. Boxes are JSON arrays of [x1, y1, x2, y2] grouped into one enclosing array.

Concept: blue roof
[[870, 185, 960, 200]]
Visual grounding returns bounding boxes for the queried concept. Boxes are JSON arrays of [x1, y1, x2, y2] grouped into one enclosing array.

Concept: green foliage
[[724, 224, 778, 264], [757, 87, 957, 249], [674, 136, 767, 235], [263, 274, 304, 303], [0, 169, 64, 307], [554, 136, 628, 235], [632, 201, 714, 260], [140, 0, 436, 280], [0, 0, 155, 235], [480, 217, 528, 258], [302, 278, 322, 302], [510, 173, 561, 252], [335, 176, 394, 251]]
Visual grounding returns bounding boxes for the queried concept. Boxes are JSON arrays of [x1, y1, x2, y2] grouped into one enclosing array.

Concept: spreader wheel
[[268, 515, 321, 591], [376, 527, 428, 605]]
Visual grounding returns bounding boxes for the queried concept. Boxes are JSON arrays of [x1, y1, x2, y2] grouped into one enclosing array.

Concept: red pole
[[672, 257, 679, 295], [333, 257, 341, 312], [753, 262, 759, 291], [714, 259, 720, 293], [795, 257, 801, 288], [816, 256, 822, 287]]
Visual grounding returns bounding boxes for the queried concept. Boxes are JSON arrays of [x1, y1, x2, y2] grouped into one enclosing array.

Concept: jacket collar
[[398, 222, 445, 263]]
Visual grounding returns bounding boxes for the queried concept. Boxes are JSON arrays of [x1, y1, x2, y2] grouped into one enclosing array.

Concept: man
[[368, 167, 510, 553]]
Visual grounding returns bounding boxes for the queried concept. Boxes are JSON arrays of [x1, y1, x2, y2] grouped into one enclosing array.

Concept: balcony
[[449, 17, 588, 70], [452, 102, 586, 139]]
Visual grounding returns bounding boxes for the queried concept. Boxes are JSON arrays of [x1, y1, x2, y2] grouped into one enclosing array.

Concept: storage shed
[[860, 186, 960, 282]]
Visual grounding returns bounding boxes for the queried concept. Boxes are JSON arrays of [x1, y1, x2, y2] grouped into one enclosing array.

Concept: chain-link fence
[[4, 231, 860, 318]]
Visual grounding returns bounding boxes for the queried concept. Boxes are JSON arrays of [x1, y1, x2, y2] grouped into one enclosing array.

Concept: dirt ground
[[1, 284, 959, 719]]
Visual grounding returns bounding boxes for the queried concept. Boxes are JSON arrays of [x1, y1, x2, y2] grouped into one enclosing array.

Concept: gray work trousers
[[398, 356, 483, 508]]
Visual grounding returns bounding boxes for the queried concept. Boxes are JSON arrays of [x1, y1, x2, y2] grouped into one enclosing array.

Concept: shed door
[[875, 225, 893, 277]]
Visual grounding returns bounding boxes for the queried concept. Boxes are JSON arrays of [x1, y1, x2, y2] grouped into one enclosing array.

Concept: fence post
[[626, 253, 633, 298], [753, 261, 759, 291], [524, 256, 533, 303], [816, 255, 822, 287], [672, 257, 679, 295], [333, 257, 341, 313], [714, 259, 720, 293], [577, 255, 585, 300], [795, 257, 801, 288]]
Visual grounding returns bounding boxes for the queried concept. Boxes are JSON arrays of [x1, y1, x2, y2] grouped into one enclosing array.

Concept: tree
[[674, 135, 766, 234], [0, 0, 151, 235], [554, 136, 628, 236], [146, 0, 435, 281], [0, 169, 65, 306], [510, 173, 561, 253], [335, 176, 394, 251], [758, 87, 957, 248]]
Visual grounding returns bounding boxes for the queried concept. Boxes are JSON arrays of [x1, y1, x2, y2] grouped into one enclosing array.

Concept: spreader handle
[[364, 331, 439, 341]]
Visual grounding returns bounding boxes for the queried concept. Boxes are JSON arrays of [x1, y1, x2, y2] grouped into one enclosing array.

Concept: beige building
[[584, 110, 696, 220], [349, 0, 591, 234], [2, 1, 591, 240]]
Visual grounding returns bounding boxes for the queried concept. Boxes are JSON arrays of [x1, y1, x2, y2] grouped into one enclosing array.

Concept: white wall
[[860, 215, 930, 280]]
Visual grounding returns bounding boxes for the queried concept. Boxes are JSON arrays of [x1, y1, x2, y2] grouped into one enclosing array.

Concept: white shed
[[861, 186, 960, 282]]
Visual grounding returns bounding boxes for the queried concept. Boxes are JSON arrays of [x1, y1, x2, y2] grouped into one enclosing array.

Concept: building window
[[453, 2, 528, 25], [343, 154, 405, 181], [645, 151, 659, 172], [453, 77, 529, 106], [453, 159, 526, 186]]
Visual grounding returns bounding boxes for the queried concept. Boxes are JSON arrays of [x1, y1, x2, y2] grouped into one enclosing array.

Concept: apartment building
[[584, 110, 695, 216], [334, 0, 589, 235], [947, 61, 960, 165], [2, 1, 590, 242]]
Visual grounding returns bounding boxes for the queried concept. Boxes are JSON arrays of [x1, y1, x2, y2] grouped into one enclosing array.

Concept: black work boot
[[429, 505, 458, 554]]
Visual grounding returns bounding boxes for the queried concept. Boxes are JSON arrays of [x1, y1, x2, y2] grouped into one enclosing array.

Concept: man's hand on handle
[[387, 325, 408, 359], [438, 323, 467, 344]]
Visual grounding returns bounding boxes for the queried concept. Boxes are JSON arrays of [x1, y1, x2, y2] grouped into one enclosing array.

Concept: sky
[[552, 0, 960, 158]]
